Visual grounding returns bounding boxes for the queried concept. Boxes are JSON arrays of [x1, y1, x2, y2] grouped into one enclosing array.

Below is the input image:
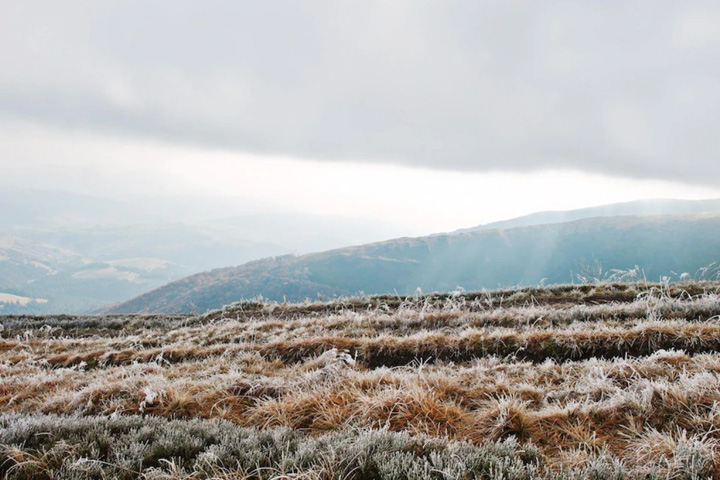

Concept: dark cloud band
[[1, 0, 719, 185]]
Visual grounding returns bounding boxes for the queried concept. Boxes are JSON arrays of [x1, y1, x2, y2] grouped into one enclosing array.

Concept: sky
[[2, 1, 720, 234]]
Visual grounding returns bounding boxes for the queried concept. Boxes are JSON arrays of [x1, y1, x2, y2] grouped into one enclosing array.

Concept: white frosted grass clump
[[306, 348, 357, 382], [139, 387, 159, 413], [314, 348, 356, 367]]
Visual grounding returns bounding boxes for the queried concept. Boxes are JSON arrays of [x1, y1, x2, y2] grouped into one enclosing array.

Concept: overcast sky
[[2, 1, 720, 233]]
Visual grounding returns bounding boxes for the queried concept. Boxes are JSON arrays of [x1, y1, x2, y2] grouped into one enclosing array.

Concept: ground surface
[[2, 282, 720, 479]]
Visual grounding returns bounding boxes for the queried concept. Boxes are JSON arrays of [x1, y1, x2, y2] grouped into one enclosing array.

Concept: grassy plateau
[[3, 281, 720, 479]]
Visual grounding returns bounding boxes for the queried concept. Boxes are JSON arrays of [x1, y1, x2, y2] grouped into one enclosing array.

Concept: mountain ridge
[[452, 197, 720, 233], [108, 210, 720, 314]]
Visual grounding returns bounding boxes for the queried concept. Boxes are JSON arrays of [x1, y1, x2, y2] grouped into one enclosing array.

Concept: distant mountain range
[[109, 206, 720, 314], [0, 188, 404, 313], [452, 198, 720, 233]]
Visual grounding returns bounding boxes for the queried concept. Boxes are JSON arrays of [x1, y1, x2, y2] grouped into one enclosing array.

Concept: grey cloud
[[1, 0, 720, 184]]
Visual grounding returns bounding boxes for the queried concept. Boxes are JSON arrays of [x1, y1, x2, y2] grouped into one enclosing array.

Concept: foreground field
[[2, 282, 720, 479]]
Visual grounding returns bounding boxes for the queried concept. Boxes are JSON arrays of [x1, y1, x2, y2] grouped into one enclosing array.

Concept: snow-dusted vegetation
[[3, 282, 720, 478]]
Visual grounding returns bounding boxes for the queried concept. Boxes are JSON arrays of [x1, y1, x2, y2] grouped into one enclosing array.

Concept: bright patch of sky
[[3, 119, 718, 236]]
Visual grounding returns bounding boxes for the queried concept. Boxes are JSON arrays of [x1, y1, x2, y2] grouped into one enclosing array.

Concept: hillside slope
[[109, 212, 720, 313]]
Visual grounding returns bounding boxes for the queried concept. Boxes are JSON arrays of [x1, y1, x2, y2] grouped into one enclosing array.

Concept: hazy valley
[[0, 188, 406, 314]]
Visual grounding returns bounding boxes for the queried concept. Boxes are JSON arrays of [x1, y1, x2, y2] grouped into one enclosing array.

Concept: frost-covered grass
[[2, 282, 720, 478], [0, 413, 636, 480]]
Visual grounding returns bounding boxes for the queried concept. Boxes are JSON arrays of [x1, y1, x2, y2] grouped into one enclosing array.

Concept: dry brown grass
[[3, 282, 720, 476]]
